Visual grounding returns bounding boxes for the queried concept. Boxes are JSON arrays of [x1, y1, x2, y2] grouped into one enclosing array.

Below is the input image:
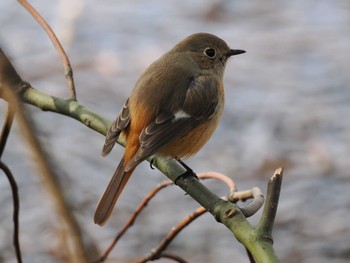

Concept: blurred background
[[1, 1, 350, 262]]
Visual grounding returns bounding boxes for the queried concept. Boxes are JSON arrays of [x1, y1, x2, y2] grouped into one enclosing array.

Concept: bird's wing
[[102, 98, 131, 156], [125, 75, 219, 171]]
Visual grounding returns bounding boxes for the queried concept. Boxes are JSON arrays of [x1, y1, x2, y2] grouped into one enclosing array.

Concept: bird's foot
[[150, 157, 156, 170], [175, 159, 199, 185]]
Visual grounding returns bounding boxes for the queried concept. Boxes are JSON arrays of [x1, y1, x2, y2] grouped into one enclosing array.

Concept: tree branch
[[257, 167, 284, 242], [20, 85, 110, 137]]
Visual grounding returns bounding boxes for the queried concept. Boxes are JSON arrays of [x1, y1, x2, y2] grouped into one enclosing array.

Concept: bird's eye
[[204, 47, 216, 58]]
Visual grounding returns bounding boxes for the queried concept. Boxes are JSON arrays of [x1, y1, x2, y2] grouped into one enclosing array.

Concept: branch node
[[223, 208, 238, 219], [260, 234, 274, 245]]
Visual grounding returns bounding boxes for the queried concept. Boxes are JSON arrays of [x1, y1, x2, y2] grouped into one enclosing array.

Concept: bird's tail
[[94, 156, 135, 226]]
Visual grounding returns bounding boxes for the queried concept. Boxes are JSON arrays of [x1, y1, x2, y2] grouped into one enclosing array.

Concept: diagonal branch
[[138, 206, 206, 263]]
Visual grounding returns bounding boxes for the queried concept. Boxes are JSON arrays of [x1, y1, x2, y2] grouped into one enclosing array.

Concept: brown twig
[[197, 171, 237, 195], [96, 180, 174, 262], [0, 161, 22, 263], [0, 104, 15, 158], [159, 253, 188, 263], [17, 0, 77, 100], [138, 206, 207, 263]]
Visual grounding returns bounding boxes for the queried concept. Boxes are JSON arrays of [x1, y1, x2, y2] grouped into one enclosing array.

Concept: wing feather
[[102, 98, 131, 156], [125, 75, 219, 171]]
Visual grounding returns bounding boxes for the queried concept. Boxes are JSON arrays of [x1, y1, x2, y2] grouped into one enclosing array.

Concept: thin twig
[[17, 0, 77, 100], [97, 180, 173, 262], [0, 161, 22, 263], [159, 253, 188, 263], [197, 171, 237, 195], [0, 104, 15, 158], [138, 206, 207, 263]]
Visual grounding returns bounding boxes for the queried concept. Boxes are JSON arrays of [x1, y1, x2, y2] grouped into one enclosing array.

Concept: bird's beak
[[228, 49, 246, 57]]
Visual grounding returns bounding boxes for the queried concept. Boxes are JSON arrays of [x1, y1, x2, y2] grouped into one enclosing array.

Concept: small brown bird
[[94, 33, 245, 225]]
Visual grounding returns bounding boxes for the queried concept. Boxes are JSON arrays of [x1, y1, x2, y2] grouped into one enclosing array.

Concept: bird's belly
[[158, 113, 222, 159]]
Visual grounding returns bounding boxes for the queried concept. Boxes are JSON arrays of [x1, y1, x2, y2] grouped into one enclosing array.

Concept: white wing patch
[[174, 109, 191, 120]]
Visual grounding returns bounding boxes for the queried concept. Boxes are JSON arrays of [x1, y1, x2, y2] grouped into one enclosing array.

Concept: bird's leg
[[175, 159, 199, 185]]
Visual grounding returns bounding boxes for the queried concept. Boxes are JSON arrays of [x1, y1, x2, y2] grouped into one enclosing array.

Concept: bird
[[94, 32, 245, 225]]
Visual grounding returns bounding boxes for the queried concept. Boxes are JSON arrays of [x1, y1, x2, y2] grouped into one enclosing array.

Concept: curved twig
[[197, 171, 237, 195], [0, 161, 22, 263], [17, 0, 77, 100], [236, 187, 264, 218]]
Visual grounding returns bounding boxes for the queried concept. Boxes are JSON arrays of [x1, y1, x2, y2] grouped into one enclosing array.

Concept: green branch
[[21, 86, 111, 137]]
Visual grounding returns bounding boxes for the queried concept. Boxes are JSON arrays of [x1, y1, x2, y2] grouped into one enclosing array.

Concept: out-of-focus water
[[1, 1, 350, 262]]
